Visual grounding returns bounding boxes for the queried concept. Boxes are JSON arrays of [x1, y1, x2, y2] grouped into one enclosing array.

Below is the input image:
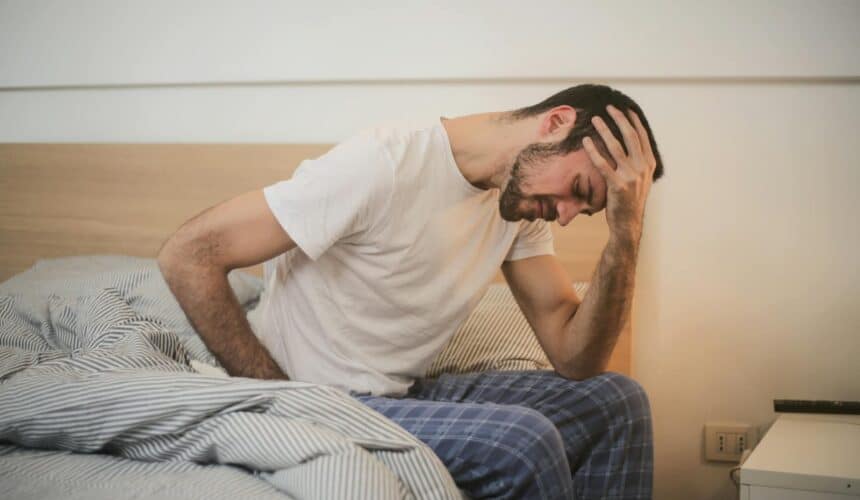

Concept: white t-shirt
[[247, 118, 554, 396]]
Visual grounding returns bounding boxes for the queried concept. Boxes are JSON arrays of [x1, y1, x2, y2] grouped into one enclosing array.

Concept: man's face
[[499, 143, 608, 226]]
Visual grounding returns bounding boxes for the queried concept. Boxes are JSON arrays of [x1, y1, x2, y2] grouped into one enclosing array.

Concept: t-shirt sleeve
[[262, 134, 393, 261], [505, 219, 555, 261]]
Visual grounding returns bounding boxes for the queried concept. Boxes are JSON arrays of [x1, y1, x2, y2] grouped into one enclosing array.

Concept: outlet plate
[[704, 422, 758, 462]]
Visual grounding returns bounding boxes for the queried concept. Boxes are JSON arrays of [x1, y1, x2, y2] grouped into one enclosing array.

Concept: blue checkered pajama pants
[[353, 370, 653, 500]]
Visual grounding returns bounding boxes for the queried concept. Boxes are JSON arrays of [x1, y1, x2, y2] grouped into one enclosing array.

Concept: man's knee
[[490, 406, 571, 497], [502, 406, 566, 461], [577, 372, 652, 429]]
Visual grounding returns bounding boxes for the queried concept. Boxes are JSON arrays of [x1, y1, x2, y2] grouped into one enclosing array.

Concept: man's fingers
[[582, 137, 620, 186], [606, 105, 644, 169], [591, 115, 628, 169], [627, 110, 657, 173]]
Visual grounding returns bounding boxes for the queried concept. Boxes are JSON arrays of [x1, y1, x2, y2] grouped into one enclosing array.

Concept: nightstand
[[740, 413, 860, 499]]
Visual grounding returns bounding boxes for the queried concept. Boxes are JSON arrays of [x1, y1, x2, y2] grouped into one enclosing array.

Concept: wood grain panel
[[0, 144, 328, 280], [0, 143, 628, 374]]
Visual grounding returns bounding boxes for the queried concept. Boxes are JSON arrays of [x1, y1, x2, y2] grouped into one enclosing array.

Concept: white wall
[[2, 0, 860, 143], [3, 0, 858, 88], [2, 2, 859, 499]]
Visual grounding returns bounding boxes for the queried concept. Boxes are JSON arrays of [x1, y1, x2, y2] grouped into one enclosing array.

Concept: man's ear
[[541, 105, 577, 140]]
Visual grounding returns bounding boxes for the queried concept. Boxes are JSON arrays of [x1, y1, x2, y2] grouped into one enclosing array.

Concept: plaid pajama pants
[[352, 370, 653, 500]]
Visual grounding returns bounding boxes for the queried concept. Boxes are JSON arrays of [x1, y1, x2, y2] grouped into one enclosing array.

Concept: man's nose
[[556, 201, 579, 227]]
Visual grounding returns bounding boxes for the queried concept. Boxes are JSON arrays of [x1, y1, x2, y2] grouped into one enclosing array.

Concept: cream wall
[[629, 82, 860, 499], [2, 2, 859, 499]]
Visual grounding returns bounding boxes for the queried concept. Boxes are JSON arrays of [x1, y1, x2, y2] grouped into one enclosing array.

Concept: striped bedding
[[0, 256, 461, 500]]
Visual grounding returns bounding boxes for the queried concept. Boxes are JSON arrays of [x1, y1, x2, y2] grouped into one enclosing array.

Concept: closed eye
[[571, 174, 589, 201], [571, 174, 597, 216], [571, 174, 580, 199], [587, 176, 594, 205]]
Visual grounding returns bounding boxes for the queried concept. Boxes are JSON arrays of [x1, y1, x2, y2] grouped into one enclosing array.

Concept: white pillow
[[426, 282, 589, 377]]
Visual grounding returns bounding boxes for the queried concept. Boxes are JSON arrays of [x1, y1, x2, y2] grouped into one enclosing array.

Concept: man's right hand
[[581, 105, 658, 249]]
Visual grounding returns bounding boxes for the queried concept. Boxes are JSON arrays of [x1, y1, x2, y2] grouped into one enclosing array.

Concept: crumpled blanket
[[0, 256, 460, 500]]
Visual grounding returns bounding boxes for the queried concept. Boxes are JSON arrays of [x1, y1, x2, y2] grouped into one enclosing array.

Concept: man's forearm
[[559, 233, 640, 379], [159, 258, 289, 380]]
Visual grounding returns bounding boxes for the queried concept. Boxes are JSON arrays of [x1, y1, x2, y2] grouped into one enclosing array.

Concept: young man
[[158, 84, 664, 499]]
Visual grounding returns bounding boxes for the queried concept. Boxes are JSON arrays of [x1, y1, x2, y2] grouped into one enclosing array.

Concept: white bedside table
[[740, 413, 860, 499]]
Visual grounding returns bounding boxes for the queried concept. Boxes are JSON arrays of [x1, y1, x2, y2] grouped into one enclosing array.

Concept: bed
[[0, 143, 632, 498]]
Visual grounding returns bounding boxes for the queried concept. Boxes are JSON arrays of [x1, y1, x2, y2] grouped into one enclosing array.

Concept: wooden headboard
[[0, 144, 628, 373]]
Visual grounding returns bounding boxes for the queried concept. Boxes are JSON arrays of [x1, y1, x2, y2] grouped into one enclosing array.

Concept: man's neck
[[441, 112, 536, 191]]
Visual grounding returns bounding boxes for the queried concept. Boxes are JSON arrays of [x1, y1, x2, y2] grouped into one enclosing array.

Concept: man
[[158, 84, 664, 499]]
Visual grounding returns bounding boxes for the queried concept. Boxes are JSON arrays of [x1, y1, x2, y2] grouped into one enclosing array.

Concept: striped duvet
[[0, 256, 461, 500]]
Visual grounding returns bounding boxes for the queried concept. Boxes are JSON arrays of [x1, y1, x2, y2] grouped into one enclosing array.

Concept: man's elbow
[[156, 239, 179, 273], [156, 236, 194, 278], [157, 238, 230, 284]]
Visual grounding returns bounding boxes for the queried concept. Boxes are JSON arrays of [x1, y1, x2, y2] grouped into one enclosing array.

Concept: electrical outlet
[[704, 422, 758, 462]]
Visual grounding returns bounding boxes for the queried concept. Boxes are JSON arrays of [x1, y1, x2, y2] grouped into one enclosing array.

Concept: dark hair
[[511, 84, 664, 181]]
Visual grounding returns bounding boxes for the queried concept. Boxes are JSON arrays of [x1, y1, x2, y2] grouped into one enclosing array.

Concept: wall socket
[[704, 422, 758, 462]]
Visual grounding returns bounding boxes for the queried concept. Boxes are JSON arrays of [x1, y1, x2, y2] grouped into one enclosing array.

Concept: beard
[[498, 160, 527, 221], [498, 141, 560, 222]]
